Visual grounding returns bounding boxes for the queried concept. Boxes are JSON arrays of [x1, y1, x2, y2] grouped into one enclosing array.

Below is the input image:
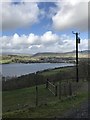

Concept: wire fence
[[35, 79, 83, 106], [3, 78, 83, 113]]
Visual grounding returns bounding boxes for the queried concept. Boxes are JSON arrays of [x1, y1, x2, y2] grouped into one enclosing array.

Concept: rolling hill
[[32, 50, 89, 58]]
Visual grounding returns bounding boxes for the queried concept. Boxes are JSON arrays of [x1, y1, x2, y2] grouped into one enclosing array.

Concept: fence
[[46, 79, 57, 96], [46, 79, 82, 100], [3, 78, 83, 113]]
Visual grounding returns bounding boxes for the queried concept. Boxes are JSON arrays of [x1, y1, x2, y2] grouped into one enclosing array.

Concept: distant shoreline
[[0, 61, 74, 65]]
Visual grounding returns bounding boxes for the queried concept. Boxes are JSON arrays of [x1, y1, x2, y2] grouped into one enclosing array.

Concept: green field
[[3, 81, 88, 118], [39, 67, 73, 77]]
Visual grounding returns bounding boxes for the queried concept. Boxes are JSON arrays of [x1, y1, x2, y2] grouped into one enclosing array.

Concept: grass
[[40, 67, 74, 77], [0, 59, 12, 64], [2, 81, 88, 118], [3, 84, 58, 113]]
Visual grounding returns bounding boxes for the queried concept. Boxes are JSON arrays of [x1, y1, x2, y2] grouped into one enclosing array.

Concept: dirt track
[[62, 100, 89, 118]]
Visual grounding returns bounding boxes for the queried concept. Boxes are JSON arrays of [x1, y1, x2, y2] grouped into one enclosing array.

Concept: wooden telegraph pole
[[72, 31, 80, 82]]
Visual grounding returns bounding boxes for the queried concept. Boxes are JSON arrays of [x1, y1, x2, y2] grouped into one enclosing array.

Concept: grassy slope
[[39, 67, 73, 77], [32, 52, 88, 58], [3, 84, 58, 113], [3, 81, 88, 118]]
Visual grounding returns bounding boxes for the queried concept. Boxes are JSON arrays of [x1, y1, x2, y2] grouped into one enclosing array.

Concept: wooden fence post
[[46, 79, 49, 89], [69, 82, 72, 96], [64, 84, 67, 97], [36, 85, 38, 106], [59, 81, 61, 99], [55, 85, 57, 96]]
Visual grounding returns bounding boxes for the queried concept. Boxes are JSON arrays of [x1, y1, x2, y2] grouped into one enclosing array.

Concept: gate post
[[46, 79, 49, 89], [55, 85, 57, 97]]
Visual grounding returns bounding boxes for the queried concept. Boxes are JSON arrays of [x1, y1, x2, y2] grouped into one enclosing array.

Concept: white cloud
[[1, 2, 41, 30], [41, 31, 59, 45], [1, 31, 88, 54], [52, 0, 89, 31], [0, 0, 12, 2], [1, 0, 89, 31], [27, 33, 40, 45]]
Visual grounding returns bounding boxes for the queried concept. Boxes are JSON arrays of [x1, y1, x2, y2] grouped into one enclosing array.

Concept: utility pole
[[72, 31, 80, 82]]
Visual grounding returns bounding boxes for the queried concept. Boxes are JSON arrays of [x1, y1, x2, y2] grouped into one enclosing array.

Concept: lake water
[[0, 63, 74, 77]]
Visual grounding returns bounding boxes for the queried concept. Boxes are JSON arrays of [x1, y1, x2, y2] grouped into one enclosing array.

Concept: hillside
[[0, 50, 89, 64], [32, 50, 89, 58]]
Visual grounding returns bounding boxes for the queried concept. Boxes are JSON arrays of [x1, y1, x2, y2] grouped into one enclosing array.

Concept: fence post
[[35, 74, 38, 106], [46, 79, 49, 89], [36, 85, 38, 106], [55, 85, 57, 97], [59, 81, 61, 99], [64, 84, 67, 97], [69, 82, 72, 96]]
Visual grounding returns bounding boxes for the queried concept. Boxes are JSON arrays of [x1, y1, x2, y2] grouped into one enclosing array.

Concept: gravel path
[[63, 100, 89, 118]]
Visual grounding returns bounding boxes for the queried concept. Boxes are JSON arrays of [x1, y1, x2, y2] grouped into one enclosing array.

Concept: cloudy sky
[[0, 0, 89, 54]]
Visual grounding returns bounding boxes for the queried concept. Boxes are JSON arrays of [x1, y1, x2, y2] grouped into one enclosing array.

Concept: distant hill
[[1, 50, 89, 58], [32, 50, 89, 58], [0, 50, 89, 64], [1, 52, 32, 56], [78, 50, 90, 54], [32, 52, 64, 57]]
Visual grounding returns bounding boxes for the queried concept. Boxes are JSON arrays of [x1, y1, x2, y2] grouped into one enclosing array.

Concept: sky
[[0, 0, 89, 54]]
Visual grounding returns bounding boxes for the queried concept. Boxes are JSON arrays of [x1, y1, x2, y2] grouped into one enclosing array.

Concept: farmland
[[2, 81, 88, 118]]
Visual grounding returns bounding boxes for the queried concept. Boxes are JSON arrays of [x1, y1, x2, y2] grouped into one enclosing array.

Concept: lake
[[0, 63, 74, 77]]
